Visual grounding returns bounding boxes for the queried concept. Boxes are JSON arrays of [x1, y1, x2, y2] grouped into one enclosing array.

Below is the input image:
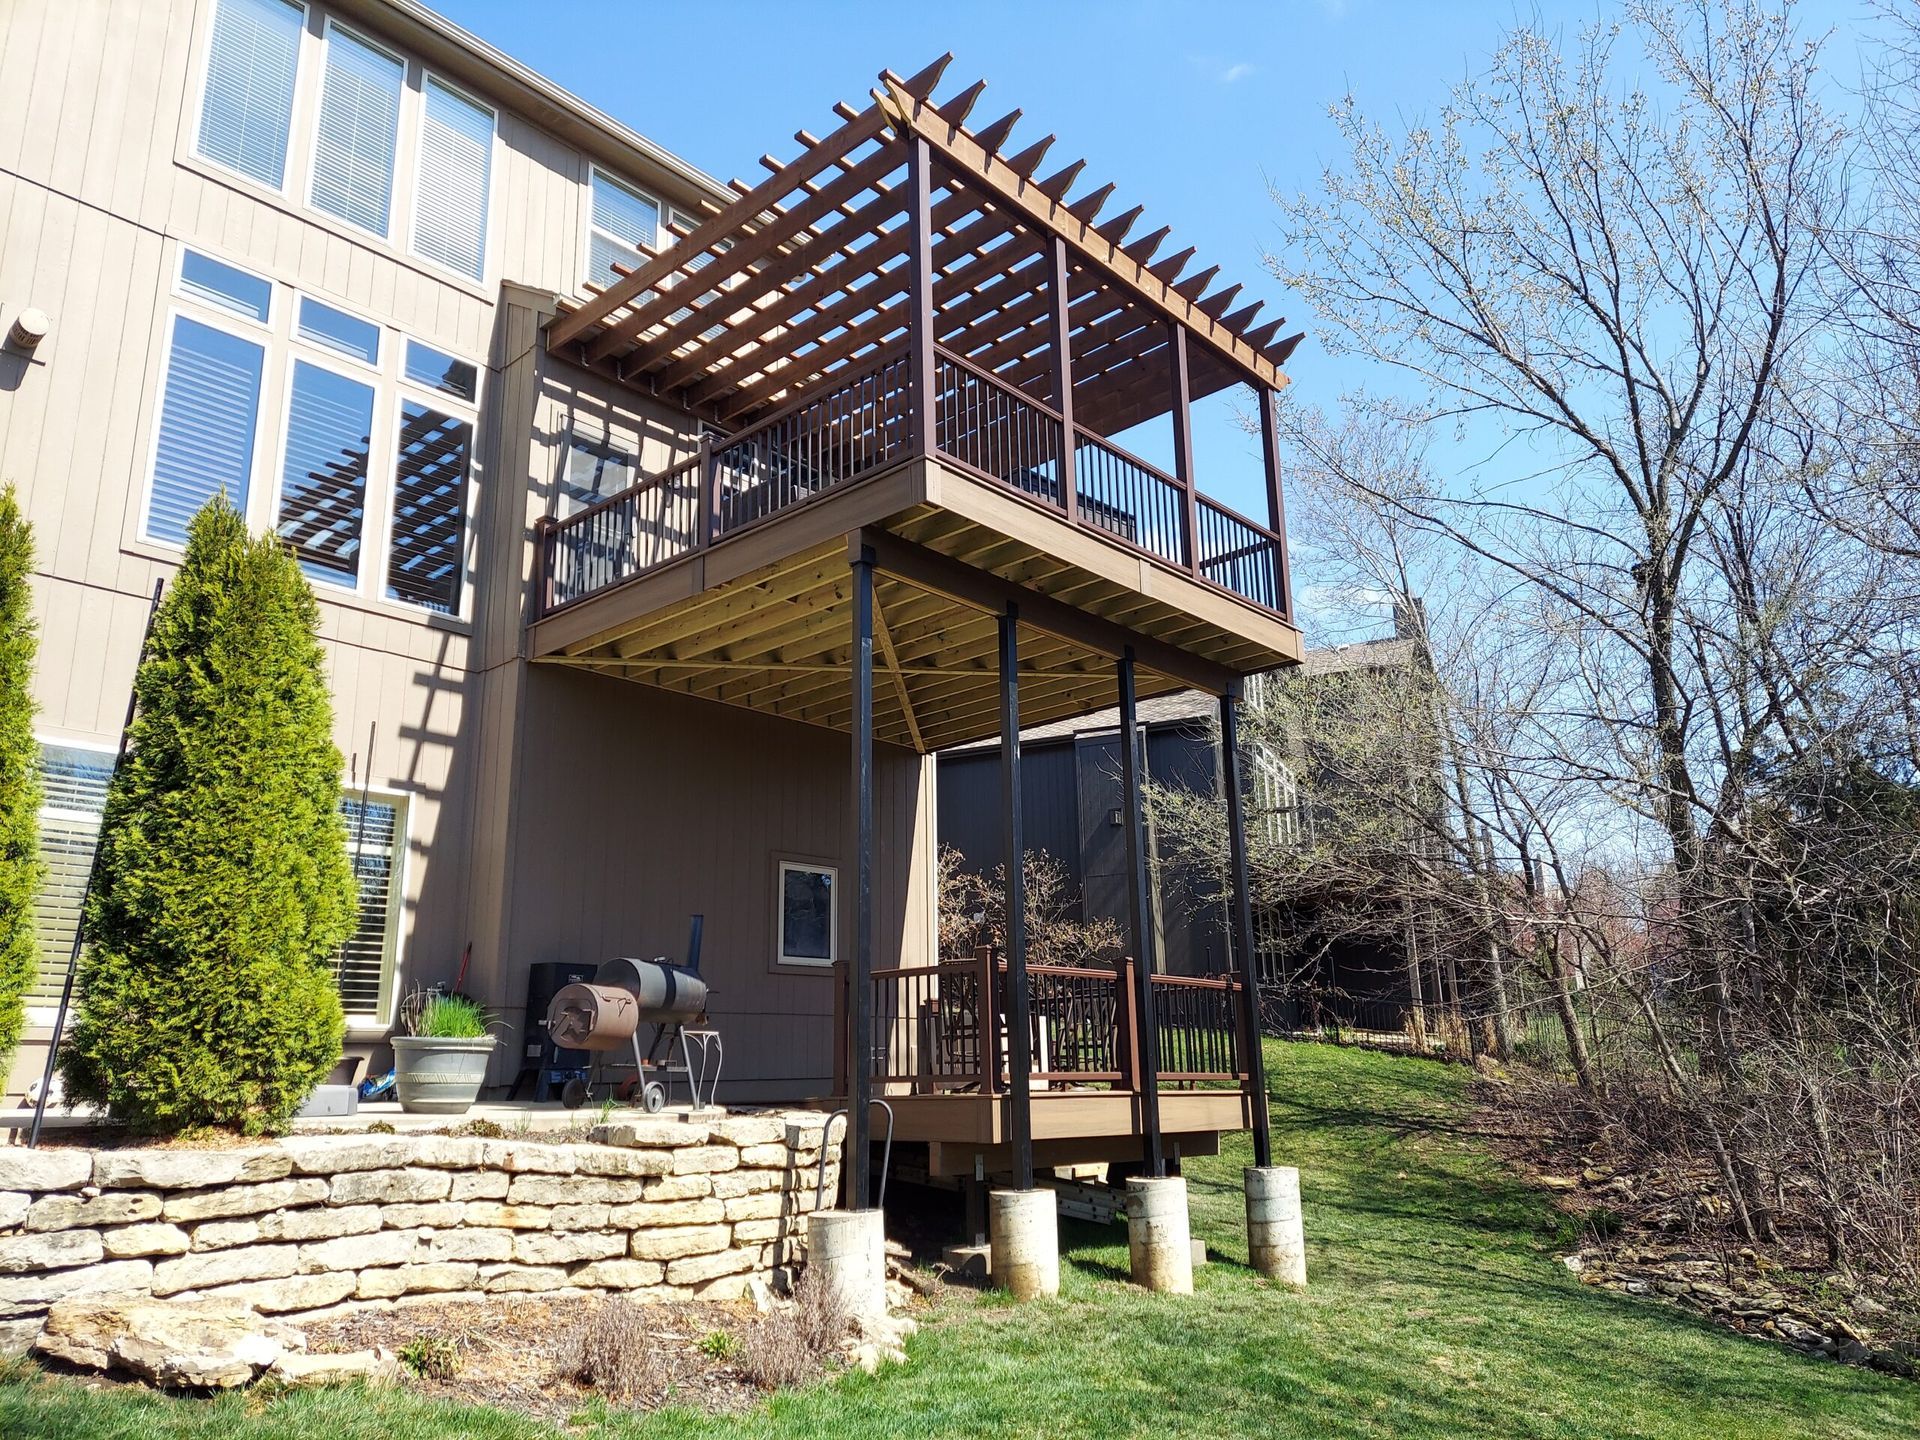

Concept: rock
[[0, 1151, 91, 1194], [199, 1272, 358, 1315], [706, 1115, 787, 1147], [643, 1174, 714, 1202], [478, 1264, 568, 1293], [300, 1229, 421, 1274], [35, 1296, 301, 1388], [1536, 1175, 1579, 1191], [609, 1197, 725, 1228], [378, 1203, 467, 1230], [191, 1220, 262, 1251], [402, 1138, 491, 1169], [461, 1202, 551, 1230], [0, 1316, 43, 1355], [26, 1191, 163, 1232], [477, 1142, 578, 1175], [505, 1174, 651, 1206], [1776, 1315, 1829, 1349], [1870, 1348, 1917, 1379], [627, 1224, 731, 1262], [573, 1147, 674, 1178], [664, 1247, 753, 1286], [732, 1218, 792, 1244], [95, 1149, 290, 1191], [0, 1259, 154, 1316], [153, 1244, 299, 1297], [0, 1192, 27, 1229], [671, 1146, 740, 1176], [355, 1263, 480, 1300], [265, 1347, 401, 1388], [280, 1137, 416, 1175], [569, 1259, 665, 1289], [712, 1170, 784, 1199], [257, 1205, 382, 1243], [746, 1274, 778, 1313], [103, 1223, 192, 1258], [512, 1231, 626, 1266], [549, 1203, 613, 1232], [0, 1228, 104, 1274], [591, 1120, 709, 1150], [162, 1179, 328, 1223], [1835, 1338, 1872, 1364], [326, 1168, 452, 1206], [448, 1172, 509, 1202], [427, 1230, 514, 1263]]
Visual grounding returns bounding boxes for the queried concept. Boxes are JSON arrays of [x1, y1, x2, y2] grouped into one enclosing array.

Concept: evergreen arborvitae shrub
[[61, 497, 355, 1132], [0, 486, 41, 1067]]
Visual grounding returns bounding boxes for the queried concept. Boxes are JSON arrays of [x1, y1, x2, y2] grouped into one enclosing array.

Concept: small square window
[[297, 297, 381, 365], [777, 861, 836, 968], [404, 340, 478, 403], [179, 250, 273, 324]]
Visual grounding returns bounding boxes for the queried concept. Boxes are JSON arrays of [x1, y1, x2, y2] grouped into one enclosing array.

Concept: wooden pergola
[[547, 55, 1301, 474]]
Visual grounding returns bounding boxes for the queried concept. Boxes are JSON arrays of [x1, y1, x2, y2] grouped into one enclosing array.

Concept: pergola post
[[1258, 387, 1293, 617], [846, 545, 876, 1209], [1118, 647, 1165, 1177], [1168, 321, 1199, 577], [1218, 687, 1273, 1168], [1047, 235, 1077, 523], [998, 606, 1036, 1190], [906, 135, 937, 458]]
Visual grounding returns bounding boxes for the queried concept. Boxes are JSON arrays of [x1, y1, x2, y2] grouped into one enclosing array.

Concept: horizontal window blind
[[311, 25, 403, 236], [277, 359, 375, 585], [336, 795, 402, 1017], [181, 250, 273, 323], [412, 78, 493, 281], [146, 317, 265, 546], [386, 402, 471, 613], [588, 171, 658, 288], [296, 297, 380, 364], [196, 0, 304, 189], [29, 747, 115, 1004]]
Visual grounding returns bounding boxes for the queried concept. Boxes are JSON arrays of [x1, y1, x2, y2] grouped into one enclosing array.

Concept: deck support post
[[906, 136, 937, 458], [1047, 235, 1078, 523], [1168, 322, 1199, 575], [846, 545, 876, 1210], [1118, 647, 1166, 1177], [1219, 686, 1273, 1169], [1258, 387, 1293, 617], [998, 606, 1036, 1192]]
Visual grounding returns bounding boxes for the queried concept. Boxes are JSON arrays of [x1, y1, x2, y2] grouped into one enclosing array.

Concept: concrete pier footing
[[1124, 1175, 1194, 1294], [807, 1208, 888, 1322], [1245, 1165, 1307, 1287], [988, 1188, 1060, 1299]]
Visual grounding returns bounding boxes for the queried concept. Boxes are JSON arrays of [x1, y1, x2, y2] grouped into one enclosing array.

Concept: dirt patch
[[303, 1294, 829, 1423], [1471, 1064, 1916, 1379]]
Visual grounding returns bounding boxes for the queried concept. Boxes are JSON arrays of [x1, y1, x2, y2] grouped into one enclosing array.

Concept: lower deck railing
[[863, 947, 1244, 1096], [536, 346, 1288, 620]]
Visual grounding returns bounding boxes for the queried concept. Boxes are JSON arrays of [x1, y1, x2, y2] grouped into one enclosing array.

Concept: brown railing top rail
[[547, 451, 700, 541], [1196, 494, 1285, 553], [934, 344, 1067, 425]]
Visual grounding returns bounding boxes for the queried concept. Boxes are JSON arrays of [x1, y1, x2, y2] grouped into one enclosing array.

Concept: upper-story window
[[145, 247, 481, 618], [310, 22, 405, 237], [587, 169, 659, 288], [195, 0, 306, 190], [191, 0, 495, 283], [413, 78, 495, 282]]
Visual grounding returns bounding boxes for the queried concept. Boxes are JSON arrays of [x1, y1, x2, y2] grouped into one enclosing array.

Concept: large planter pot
[[390, 1036, 497, 1115]]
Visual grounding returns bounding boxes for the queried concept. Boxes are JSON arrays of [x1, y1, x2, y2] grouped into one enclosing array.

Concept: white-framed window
[[776, 859, 837, 968], [1251, 747, 1300, 848], [193, 0, 307, 192], [559, 432, 636, 518], [586, 168, 660, 289], [337, 789, 408, 1022], [385, 396, 474, 615], [144, 309, 269, 548], [27, 742, 116, 1004], [308, 19, 406, 238], [274, 355, 377, 588], [410, 74, 495, 282]]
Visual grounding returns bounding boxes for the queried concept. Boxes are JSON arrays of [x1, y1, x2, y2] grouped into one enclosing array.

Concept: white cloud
[[1220, 61, 1255, 84]]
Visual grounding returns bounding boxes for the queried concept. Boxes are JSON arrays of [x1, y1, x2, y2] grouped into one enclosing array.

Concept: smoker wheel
[[641, 1082, 667, 1114], [561, 1077, 590, 1110]]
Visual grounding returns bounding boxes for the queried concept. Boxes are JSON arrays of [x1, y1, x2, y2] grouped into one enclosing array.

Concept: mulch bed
[[304, 1295, 792, 1424]]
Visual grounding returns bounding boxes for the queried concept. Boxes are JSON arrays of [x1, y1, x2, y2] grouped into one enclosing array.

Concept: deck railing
[[535, 346, 1288, 620], [864, 948, 1241, 1095]]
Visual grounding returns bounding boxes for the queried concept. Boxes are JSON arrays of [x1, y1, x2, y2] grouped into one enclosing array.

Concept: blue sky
[[435, 0, 1879, 557]]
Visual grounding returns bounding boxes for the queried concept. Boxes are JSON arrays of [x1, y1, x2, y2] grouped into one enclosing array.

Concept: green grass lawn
[[3, 1042, 1913, 1439]]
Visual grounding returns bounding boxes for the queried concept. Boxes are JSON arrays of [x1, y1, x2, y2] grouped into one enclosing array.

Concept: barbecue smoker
[[544, 916, 722, 1112]]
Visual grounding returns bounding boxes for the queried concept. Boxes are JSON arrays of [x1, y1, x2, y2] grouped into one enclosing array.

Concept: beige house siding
[[0, 0, 933, 1105]]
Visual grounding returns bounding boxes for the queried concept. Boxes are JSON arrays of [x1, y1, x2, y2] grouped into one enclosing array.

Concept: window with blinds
[[276, 359, 376, 586], [310, 23, 404, 237], [412, 78, 494, 281], [385, 402, 472, 613], [337, 794, 404, 1017], [28, 746, 115, 1003], [195, 0, 305, 189], [587, 169, 659, 288], [144, 316, 266, 546]]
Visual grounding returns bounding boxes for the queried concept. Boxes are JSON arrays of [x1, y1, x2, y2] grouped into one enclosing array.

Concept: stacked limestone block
[[0, 1111, 843, 1352]]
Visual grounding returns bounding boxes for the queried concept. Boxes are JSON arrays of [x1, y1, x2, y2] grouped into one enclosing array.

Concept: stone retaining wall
[[0, 1112, 843, 1352]]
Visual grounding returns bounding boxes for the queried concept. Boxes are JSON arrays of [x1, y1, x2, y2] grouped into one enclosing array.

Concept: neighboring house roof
[[1295, 636, 1420, 678]]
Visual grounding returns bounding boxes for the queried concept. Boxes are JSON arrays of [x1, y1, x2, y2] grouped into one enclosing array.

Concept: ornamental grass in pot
[[391, 991, 498, 1115]]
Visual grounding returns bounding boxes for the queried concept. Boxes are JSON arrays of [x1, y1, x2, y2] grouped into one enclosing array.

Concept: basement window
[[777, 860, 837, 969]]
